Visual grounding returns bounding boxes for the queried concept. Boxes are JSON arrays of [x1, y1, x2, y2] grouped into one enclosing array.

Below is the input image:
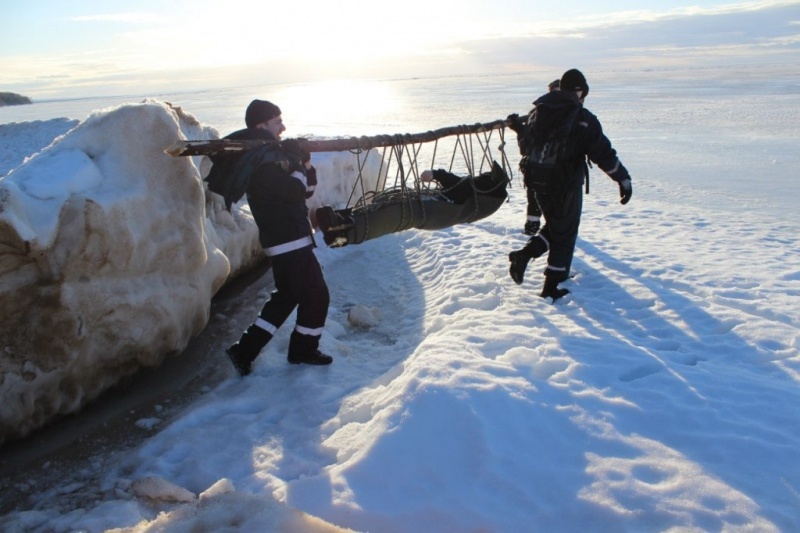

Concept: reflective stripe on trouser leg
[[295, 324, 325, 337], [545, 265, 568, 277], [254, 317, 278, 335]]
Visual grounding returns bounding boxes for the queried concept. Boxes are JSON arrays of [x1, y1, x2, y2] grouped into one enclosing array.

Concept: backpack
[[205, 153, 237, 204], [204, 141, 283, 211], [519, 102, 582, 194]]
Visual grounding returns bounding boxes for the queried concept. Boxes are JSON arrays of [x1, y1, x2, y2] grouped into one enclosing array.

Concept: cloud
[[70, 12, 162, 23], [498, 1, 800, 40], [8, 0, 800, 99], [455, 1, 800, 73]]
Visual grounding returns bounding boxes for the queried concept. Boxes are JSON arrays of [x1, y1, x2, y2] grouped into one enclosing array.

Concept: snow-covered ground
[[1, 69, 799, 531]]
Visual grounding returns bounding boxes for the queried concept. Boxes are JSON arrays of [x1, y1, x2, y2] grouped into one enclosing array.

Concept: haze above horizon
[[2, 0, 799, 99]]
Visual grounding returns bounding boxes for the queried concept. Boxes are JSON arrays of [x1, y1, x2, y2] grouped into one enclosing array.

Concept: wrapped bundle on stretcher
[[316, 161, 509, 248]]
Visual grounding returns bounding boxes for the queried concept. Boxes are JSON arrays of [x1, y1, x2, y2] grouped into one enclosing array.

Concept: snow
[[0, 101, 379, 444], [1, 69, 800, 531]]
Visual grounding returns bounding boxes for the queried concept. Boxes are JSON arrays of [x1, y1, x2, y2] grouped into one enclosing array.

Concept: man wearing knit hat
[[244, 99, 281, 128], [519, 78, 561, 237], [218, 99, 333, 375], [508, 68, 633, 301]]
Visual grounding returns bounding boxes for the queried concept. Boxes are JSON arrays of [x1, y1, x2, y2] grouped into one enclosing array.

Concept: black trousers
[[524, 183, 583, 282], [259, 246, 329, 339]]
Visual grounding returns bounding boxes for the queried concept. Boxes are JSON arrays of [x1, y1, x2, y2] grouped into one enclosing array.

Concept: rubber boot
[[287, 331, 333, 365], [508, 249, 532, 285], [539, 275, 570, 301], [226, 325, 272, 376], [509, 234, 549, 285]]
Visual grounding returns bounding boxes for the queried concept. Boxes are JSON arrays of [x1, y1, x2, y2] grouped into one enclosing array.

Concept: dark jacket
[[221, 128, 316, 255], [525, 91, 631, 188]]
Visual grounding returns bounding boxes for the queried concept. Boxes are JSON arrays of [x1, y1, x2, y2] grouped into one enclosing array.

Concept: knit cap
[[559, 69, 589, 97], [245, 99, 281, 128]]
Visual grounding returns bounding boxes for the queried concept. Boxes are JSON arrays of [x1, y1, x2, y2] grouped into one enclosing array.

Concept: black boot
[[288, 331, 333, 365], [226, 324, 272, 376], [508, 250, 532, 285], [539, 276, 570, 301], [510, 234, 549, 285]]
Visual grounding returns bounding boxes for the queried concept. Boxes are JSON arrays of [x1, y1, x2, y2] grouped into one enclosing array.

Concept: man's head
[[559, 69, 589, 100], [245, 99, 285, 138]]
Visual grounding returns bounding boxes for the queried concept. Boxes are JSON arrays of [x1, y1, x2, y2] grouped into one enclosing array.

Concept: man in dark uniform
[[223, 99, 333, 376], [508, 69, 633, 300], [522, 78, 561, 237]]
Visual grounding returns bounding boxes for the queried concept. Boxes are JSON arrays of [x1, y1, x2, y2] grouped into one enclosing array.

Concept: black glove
[[281, 139, 311, 165], [524, 218, 540, 236], [618, 178, 632, 205], [304, 166, 317, 198], [506, 113, 524, 135]]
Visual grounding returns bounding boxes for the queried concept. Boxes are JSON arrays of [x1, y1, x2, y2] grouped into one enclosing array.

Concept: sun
[[267, 79, 406, 137]]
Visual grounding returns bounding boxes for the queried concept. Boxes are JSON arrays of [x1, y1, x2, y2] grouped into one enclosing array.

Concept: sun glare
[[267, 79, 405, 137]]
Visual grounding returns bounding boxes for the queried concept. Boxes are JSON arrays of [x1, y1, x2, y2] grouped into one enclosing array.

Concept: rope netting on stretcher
[[281, 120, 517, 243], [340, 121, 515, 223], [165, 119, 519, 243]]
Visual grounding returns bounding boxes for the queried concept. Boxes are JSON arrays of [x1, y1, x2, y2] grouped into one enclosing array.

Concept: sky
[[2, 0, 800, 99], [1, 65, 800, 531]]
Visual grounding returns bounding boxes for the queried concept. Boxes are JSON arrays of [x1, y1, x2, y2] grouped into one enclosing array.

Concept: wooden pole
[[165, 119, 511, 157]]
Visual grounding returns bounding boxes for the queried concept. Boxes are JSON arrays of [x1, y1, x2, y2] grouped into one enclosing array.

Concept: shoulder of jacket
[[579, 106, 599, 121], [575, 107, 599, 129], [226, 128, 275, 141]]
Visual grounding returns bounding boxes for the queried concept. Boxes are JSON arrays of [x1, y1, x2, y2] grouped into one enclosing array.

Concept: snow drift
[[0, 101, 236, 441], [0, 100, 381, 443]]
